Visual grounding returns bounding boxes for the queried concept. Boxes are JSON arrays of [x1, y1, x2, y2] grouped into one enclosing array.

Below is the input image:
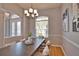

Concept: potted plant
[[28, 32, 32, 40], [25, 32, 33, 45]]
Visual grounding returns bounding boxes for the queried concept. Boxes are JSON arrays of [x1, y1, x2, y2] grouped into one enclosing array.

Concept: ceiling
[[17, 3, 62, 10]]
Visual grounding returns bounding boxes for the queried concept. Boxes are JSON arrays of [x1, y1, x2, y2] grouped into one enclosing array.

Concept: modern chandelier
[[24, 4, 39, 18]]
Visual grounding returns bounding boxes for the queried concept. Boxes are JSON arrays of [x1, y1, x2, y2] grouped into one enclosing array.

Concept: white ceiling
[[18, 3, 61, 10]]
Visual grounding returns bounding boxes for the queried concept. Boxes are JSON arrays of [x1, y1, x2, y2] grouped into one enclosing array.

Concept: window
[[11, 22, 15, 36], [17, 21, 21, 36], [4, 13, 22, 37], [11, 21, 21, 36], [36, 16, 48, 38]]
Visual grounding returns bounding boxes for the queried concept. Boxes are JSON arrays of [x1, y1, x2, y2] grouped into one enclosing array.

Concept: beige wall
[[63, 32, 79, 56], [29, 8, 63, 45], [2, 3, 23, 17], [61, 3, 79, 56], [23, 15, 29, 39], [40, 8, 63, 45], [0, 4, 26, 48], [0, 13, 4, 48]]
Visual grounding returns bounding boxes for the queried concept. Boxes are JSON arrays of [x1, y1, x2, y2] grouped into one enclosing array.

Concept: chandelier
[[24, 4, 39, 18]]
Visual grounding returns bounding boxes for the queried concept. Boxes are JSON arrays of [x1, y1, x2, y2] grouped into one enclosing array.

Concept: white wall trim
[[59, 45, 67, 56], [49, 34, 62, 37], [51, 44, 66, 56], [64, 36, 79, 48]]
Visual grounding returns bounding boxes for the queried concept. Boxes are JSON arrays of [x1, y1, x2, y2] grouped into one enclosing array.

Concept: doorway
[[35, 16, 48, 38]]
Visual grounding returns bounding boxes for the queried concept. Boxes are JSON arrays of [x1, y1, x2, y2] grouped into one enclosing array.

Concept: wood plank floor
[[49, 46, 64, 56]]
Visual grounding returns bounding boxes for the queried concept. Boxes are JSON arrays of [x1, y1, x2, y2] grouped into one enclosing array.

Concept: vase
[[24, 36, 33, 45]]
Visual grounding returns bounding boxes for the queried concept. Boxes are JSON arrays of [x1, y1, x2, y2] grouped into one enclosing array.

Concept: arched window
[[4, 13, 22, 37]]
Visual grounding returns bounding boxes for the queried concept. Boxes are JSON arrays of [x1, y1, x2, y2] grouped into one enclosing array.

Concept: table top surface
[[0, 38, 45, 56]]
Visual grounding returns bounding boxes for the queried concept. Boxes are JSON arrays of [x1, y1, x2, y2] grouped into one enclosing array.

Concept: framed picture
[[63, 9, 69, 32], [72, 16, 79, 32]]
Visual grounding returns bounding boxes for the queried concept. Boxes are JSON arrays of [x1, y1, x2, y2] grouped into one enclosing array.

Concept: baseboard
[[51, 44, 67, 56], [60, 46, 67, 56]]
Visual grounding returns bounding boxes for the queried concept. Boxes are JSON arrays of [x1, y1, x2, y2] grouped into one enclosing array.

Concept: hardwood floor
[[49, 46, 64, 56]]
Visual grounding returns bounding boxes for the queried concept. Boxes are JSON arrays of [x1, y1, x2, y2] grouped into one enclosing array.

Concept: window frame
[[4, 13, 22, 38]]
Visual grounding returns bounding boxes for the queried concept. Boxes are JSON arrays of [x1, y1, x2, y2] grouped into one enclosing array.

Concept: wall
[[39, 8, 63, 45], [23, 15, 29, 39], [0, 4, 26, 48], [29, 8, 63, 45], [2, 3, 23, 17], [0, 13, 4, 48], [63, 33, 79, 56], [61, 3, 79, 56]]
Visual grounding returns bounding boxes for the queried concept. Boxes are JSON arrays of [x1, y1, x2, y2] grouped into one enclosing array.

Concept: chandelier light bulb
[[35, 13, 39, 16], [24, 8, 39, 18], [24, 10, 28, 14], [5, 12, 10, 16], [31, 14, 34, 17], [29, 8, 33, 13], [34, 9, 37, 14], [26, 13, 30, 16]]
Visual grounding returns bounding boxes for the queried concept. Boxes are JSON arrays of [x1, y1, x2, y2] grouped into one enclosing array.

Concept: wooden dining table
[[0, 38, 45, 56]]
